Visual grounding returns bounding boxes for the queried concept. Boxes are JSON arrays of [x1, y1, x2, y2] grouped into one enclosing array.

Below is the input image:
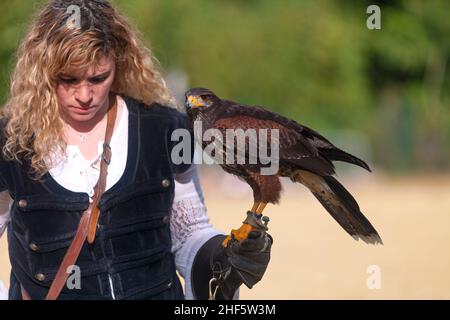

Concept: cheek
[[56, 84, 71, 106], [99, 80, 114, 95], [97, 74, 116, 99]]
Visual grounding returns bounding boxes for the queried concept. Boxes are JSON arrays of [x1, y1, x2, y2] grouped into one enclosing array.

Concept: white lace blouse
[[0, 97, 223, 299]]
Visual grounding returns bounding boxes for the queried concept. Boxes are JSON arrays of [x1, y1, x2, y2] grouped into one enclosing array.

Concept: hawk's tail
[[294, 170, 383, 245]]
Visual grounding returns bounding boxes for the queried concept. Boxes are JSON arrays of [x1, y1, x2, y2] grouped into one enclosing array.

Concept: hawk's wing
[[212, 114, 336, 176], [216, 101, 371, 172]]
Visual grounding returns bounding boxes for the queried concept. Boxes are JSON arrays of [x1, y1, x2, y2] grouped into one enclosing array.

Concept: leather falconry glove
[[192, 212, 272, 300]]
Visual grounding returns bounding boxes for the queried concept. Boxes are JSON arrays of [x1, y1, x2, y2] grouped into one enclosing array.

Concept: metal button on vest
[[35, 273, 46, 282], [161, 179, 170, 188], [18, 200, 27, 208], [29, 243, 39, 252], [162, 216, 170, 224]]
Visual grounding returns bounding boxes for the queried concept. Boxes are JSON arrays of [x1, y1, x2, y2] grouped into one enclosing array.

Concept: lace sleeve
[[0, 191, 12, 238], [170, 164, 224, 299]]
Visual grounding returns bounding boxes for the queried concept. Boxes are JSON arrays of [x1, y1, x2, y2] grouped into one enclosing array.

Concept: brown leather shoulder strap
[[22, 94, 118, 300], [87, 94, 117, 244], [45, 210, 92, 300]]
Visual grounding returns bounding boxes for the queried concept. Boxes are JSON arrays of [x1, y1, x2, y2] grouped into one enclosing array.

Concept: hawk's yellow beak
[[187, 95, 204, 108]]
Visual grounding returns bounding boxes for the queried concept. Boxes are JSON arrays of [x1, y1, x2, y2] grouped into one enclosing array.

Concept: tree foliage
[[0, 0, 448, 170]]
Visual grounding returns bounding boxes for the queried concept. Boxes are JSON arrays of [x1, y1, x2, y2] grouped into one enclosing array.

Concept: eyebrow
[[88, 70, 112, 79], [60, 69, 112, 80]]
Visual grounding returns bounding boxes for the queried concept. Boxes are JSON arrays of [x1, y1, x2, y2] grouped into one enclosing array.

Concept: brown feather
[[214, 116, 335, 176]]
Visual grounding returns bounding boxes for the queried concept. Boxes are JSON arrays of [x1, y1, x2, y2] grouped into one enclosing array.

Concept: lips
[[70, 105, 96, 113]]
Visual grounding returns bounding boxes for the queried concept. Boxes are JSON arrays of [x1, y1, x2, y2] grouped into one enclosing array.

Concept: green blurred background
[[1, 0, 448, 172]]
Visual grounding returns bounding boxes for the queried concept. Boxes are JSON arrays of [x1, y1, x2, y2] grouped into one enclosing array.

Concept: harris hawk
[[185, 88, 382, 246]]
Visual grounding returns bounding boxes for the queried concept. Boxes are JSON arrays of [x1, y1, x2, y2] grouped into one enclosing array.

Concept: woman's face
[[56, 56, 116, 127]]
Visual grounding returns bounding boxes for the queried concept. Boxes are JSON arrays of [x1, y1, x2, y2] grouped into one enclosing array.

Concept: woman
[[0, 0, 271, 300]]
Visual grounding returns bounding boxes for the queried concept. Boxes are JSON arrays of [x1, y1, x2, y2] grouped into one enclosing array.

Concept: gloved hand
[[209, 221, 272, 299], [220, 230, 272, 287], [191, 213, 273, 300]]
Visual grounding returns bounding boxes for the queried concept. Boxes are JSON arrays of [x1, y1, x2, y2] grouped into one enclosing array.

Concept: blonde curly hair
[[2, 0, 175, 179]]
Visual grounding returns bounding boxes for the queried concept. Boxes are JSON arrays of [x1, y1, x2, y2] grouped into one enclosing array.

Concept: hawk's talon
[[222, 211, 270, 248], [222, 235, 232, 247]]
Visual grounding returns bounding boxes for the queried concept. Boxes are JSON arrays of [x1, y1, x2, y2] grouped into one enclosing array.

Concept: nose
[[74, 84, 93, 107]]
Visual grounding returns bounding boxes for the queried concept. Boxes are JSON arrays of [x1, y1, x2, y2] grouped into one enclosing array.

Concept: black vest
[[0, 96, 191, 299]]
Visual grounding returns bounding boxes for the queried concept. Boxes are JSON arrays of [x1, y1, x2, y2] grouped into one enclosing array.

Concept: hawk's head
[[184, 88, 221, 111]]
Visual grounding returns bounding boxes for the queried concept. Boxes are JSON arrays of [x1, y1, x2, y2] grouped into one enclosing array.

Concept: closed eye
[[89, 70, 111, 84], [59, 77, 78, 84], [89, 77, 108, 84], [59, 70, 111, 85]]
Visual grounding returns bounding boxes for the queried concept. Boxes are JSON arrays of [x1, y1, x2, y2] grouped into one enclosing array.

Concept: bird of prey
[[185, 88, 382, 246]]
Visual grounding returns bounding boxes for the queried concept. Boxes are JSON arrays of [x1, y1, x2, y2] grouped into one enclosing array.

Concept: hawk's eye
[[200, 95, 213, 106]]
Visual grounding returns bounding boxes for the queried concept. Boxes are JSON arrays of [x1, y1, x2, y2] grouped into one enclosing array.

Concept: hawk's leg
[[222, 203, 269, 247], [256, 202, 267, 214]]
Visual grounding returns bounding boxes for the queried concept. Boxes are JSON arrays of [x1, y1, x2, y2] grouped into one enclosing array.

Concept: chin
[[68, 111, 97, 122]]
